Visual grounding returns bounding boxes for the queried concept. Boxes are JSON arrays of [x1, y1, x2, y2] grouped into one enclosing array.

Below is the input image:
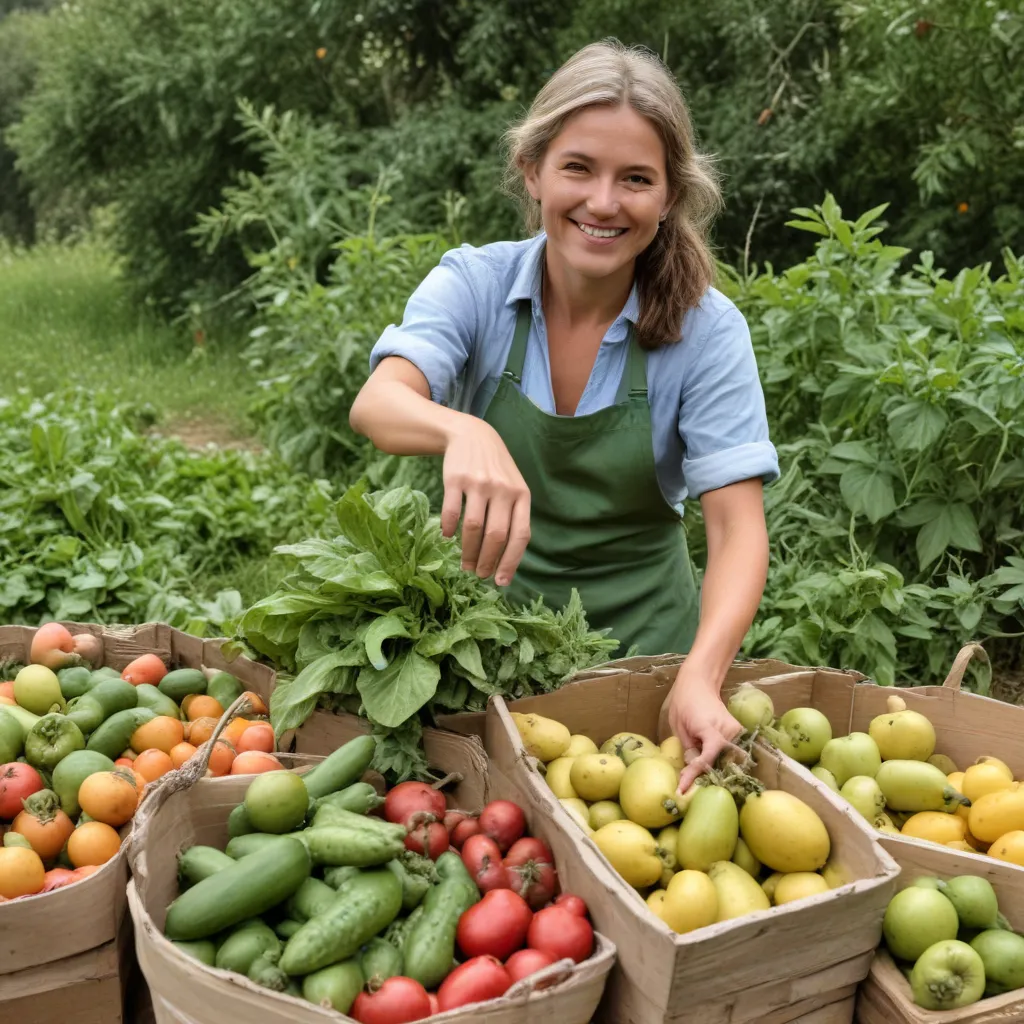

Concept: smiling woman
[[348, 39, 780, 788]]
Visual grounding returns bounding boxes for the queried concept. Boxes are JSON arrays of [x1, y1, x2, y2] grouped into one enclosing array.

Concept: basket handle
[[941, 643, 990, 691], [125, 693, 252, 873], [503, 954, 578, 1000]]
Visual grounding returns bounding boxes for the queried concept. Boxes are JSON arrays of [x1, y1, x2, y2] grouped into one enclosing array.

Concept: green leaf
[[916, 502, 983, 569], [269, 652, 354, 737], [887, 401, 948, 451], [364, 614, 411, 670], [357, 651, 441, 728], [839, 464, 897, 523]]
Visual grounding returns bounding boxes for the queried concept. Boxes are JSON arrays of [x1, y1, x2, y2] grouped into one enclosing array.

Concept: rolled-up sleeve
[[679, 307, 780, 498], [369, 248, 479, 406]]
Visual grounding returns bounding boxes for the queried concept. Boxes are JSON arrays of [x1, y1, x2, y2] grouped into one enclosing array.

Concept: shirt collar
[[505, 232, 641, 330]]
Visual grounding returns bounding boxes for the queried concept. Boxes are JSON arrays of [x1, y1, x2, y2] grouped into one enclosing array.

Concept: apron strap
[[614, 323, 648, 403], [502, 300, 532, 385]]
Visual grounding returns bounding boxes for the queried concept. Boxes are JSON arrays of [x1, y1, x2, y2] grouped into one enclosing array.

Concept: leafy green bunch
[[228, 482, 620, 777]]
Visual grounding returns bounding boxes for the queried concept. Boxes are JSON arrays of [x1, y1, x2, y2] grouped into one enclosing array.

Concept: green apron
[[483, 299, 700, 657]]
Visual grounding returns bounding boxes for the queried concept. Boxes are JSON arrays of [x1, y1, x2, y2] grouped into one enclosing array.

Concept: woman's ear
[[522, 159, 542, 202]]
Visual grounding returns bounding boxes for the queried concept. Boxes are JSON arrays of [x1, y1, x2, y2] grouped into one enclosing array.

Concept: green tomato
[[910, 940, 986, 1010], [970, 929, 1024, 996], [883, 887, 959, 962], [24, 713, 85, 771]]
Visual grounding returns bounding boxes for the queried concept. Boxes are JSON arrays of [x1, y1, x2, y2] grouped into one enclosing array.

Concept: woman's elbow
[[348, 383, 374, 438]]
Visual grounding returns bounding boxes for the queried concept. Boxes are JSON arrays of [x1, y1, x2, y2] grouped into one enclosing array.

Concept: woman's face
[[524, 103, 673, 286]]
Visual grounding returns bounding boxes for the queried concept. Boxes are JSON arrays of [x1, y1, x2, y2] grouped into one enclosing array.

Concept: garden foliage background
[[0, 0, 1022, 694]]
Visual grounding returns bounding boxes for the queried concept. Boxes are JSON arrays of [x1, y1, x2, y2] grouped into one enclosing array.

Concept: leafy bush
[[715, 196, 1024, 686], [0, 388, 334, 632]]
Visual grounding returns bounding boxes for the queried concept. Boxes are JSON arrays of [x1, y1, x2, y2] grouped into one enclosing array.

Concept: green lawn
[[0, 241, 255, 439]]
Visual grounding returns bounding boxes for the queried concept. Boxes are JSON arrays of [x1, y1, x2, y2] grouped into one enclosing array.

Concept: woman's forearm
[[683, 481, 770, 688], [349, 358, 465, 456]]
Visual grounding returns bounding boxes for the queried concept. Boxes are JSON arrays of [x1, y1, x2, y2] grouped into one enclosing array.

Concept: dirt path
[[153, 415, 264, 453]]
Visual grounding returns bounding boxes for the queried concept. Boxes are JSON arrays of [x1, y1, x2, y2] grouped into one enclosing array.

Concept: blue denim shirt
[[370, 233, 779, 511]]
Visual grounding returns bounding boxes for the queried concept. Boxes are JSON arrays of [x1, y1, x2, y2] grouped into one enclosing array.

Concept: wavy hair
[[503, 39, 723, 348]]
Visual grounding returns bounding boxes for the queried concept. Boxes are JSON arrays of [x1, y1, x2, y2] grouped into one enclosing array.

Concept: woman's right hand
[[441, 416, 531, 587]]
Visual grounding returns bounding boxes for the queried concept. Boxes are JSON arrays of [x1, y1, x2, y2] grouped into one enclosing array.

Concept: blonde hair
[[503, 39, 722, 349]]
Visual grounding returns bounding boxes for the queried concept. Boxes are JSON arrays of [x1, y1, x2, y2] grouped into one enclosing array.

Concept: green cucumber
[[301, 822, 406, 868], [360, 937, 403, 986], [301, 735, 376, 802], [206, 671, 243, 709], [57, 667, 95, 700], [285, 877, 338, 922], [312, 782, 384, 816], [322, 865, 361, 890], [274, 918, 303, 940], [309, 804, 405, 839], [435, 850, 480, 909], [403, 869, 480, 989], [90, 667, 122, 681], [158, 668, 207, 702], [135, 683, 182, 720], [164, 836, 310, 941], [172, 940, 217, 966], [225, 832, 296, 859], [86, 707, 156, 759], [227, 804, 256, 838], [214, 920, 281, 974], [279, 867, 402, 975], [178, 845, 236, 887], [301, 960, 364, 1014], [2, 703, 40, 740], [0, 710, 23, 762]]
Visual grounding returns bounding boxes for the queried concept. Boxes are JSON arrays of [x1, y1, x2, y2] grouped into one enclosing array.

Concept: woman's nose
[[585, 180, 620, 219]]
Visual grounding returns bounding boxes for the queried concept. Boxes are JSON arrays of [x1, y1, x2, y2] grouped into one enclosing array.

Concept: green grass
[[0, 241, 255, 437]]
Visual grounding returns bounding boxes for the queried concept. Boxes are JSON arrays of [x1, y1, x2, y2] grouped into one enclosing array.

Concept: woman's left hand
[[667, 673, 742, 794]]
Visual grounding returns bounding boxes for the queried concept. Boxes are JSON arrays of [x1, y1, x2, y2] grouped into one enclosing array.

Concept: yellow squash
[[619, 756, 682, 829], [867, 694, 936, 762], [675, 785, 738, 872], [599, 732, 660, 766], [968, 787, 1024, 844], [559, 798, 594, 835], [544, 756, 578, 800], [569, 752, 626, 802], [662, 870, 719, 933], [900, 811, 967, 845], [592, 820, 663, 888], [588, 800, 625, 831], [739, 789, 830, 873], [731, 837, 761, 878], [563, 734, 599, 758], [708, 860, 770, 920], [961, 763, 1014, 803], [988, 830, 1024, 867], [511, 712, 570, 762], [659, 736, 684, 772], [875, 760, 969, 813], [773, 872, 829, 906]]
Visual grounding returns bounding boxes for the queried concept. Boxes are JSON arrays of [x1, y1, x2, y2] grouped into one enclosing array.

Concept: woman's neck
[[541, 248, 635, 329]]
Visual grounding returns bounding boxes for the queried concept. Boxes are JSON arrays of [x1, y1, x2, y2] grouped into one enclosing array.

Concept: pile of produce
[[0, 625, 274, 899], [732, 684, 1024, 865], [881, 874, 1024, 1009], [513, 711, 841, 933], [227, 483, 620, 779], [166, 734, 597, 1020]]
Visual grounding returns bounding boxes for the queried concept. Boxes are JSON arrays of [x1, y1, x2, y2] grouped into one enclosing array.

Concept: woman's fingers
[[494, 495, 531, 586], [460, 491, 489, 572]]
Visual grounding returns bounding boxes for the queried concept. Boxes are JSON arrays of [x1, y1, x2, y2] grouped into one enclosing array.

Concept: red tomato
[[461, 833, 510, 892], [444, 810, 469, 832], [404, 820, 449, 860], [427, 994, 439, 1016], [437, 956, 512, 1012], [457, 888, 532, 961], [503, 836, 553, 867], [478, 800, 525, 852], [0, 763, 44, 820], [507, 860, 558, 910], [384, 782, 445, 828], [350, 976, 432, 1023], [505, 948, 557, 984], [553, 893, 589, 918], [528, 907, 594, 964], [451, 817, 481, 849]]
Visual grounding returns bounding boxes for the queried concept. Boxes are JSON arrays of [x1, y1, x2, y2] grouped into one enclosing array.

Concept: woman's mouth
[[572, 220, 627, 242]]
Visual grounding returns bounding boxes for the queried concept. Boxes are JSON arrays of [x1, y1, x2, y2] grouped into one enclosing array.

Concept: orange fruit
[[186, 717, 218, 746], [222, 717, 252, 747], [0, 846, 45, 898], [131, 715, 185, 754], [206, 739, 236, 778], [240, 691, 269, 716], [237, 722, 275, 754], [230, 751, 284, 775], [67, 821, 122, 867], [169, 742, 198, 769], [185, 695, 225, 722], [78, 771, 139, 827], [132, 748, 174, 783]]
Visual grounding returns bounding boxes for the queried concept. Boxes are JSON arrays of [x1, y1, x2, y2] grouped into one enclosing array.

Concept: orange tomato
[[241, 691, 269, 716], [132, 748, 174, 783], [206, 739, 236, 778], [12, 806, 75, 861], [186, 717, 218, 747], [114, 757, 135, 769], [221, 717, 252, 747], [237, 721, 275, 754], [230, 751, 284, 775], [67, 821, 122, 867], [78, 771, 139, 827], [169, 742, 198, 769], [185, 695, 224, 722], [0, 680, 15, 701], [0, 846, 45, 898], [120, 653, 167, 686], [131, 715, 185, 754]]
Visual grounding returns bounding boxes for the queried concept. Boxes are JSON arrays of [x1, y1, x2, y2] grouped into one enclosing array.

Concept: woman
[[350, 40, 779, 790]]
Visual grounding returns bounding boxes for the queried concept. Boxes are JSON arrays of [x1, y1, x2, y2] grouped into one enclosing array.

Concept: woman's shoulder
[[439, 236, 542, 293], [678, 285, 747, 345]]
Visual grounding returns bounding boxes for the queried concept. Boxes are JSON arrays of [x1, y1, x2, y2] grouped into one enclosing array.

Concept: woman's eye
[[564, 162, 587, 172], [627, 174, 652, 185]]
